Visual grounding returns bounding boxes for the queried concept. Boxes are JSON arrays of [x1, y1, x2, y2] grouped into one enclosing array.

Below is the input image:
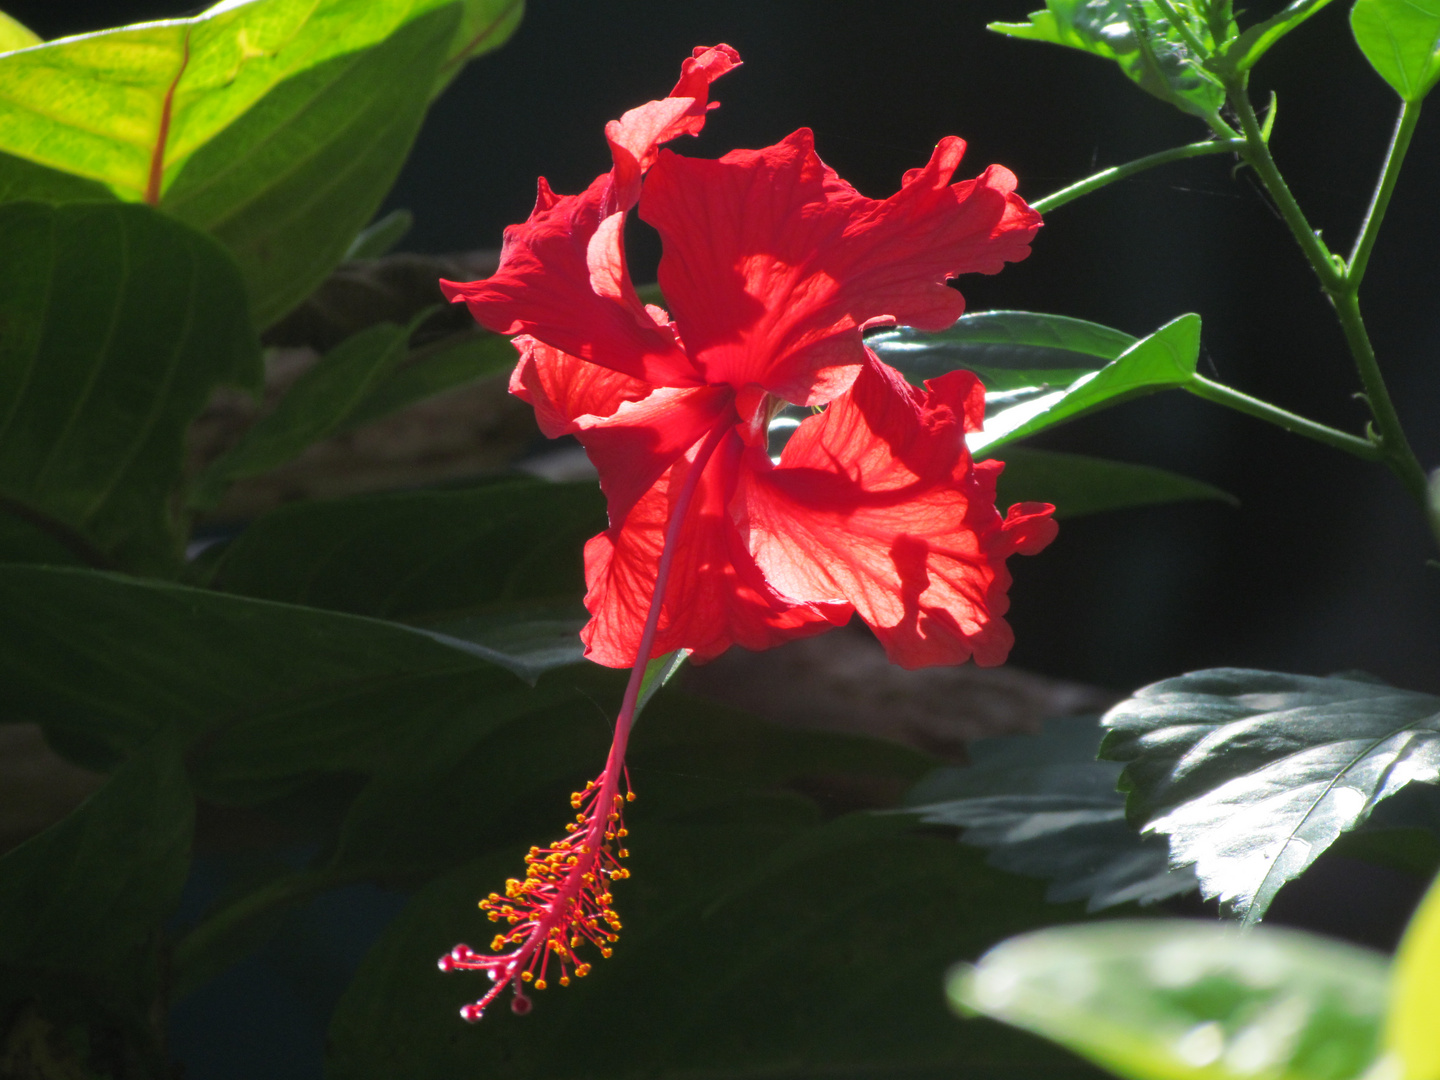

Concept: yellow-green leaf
[[1388, 872, 1440, 1080]]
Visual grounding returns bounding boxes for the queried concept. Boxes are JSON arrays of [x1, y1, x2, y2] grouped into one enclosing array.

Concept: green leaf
[[421, 602, 589, 682], [1352, 0, 1440, 101], [0, 732, 193, 971], [345, 208, 413, 260], [328, 806, 1098, 1078], [907, 716, 1198, 911], [868, 310, 1135, 393], [0, 11, 38, 53], [0, 0, 520, 203], [191, 321, 414, 509], [0, 152, 116, 204], [207, 478, 604, 623], [1100, 668, 1440, 925], [990, 0, 1228, 117], [992, 447, 1236, 517], [952, 920, 1388, 1080], [0, 201, 259, 572], [0, 565, 534, 802], [1389, 872, 1440, 1080], [974, 314, 1202, 453], [161, 6, 460, 326], [1428, 468, 1440, 550], [1221, 0, 1338, 72], [338, 328, 518, 431]]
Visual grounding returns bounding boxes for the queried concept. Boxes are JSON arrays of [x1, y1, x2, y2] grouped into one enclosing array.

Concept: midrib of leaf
[[145, 29, 191, 205], [26, 216, 131, 498], [0, 210, 56, 445], [78, 227, 199, 529]]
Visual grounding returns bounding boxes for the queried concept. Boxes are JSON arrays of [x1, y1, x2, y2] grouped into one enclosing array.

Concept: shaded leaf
[[345, 208, 413, 260], [0, 0, 519, 203], [992, 447, 1236, 518], [973, 314, 1202, 453], [907, 716, 1197, 911], [1351, 0, 1440, 101], [0, 565, 535, 803], [191, 322, 414, 509], [0, 152, 116, 204], [0, 201, 258, 572], [422, 602, 588, 682], [1387, 870, 1440, 1080], [328, 804, 1100, 1079], [990, 0, 1228, 117], [1222, 0, 1338, 72], [1101, 668, 1440, 924], [868, 310, 1133, 393], [338, 327, 518, 431], [952, 920, 1388, 1080], [162, 6, 461, 326], [0, 733, 192, 971], [207, 478, 604, 624]]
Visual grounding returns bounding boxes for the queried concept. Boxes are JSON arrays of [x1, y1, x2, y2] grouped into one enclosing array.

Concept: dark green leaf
[[422, 602, 588, 682], [191, 322, 414, 508], [953, 921, 1387, 1080], [990, 0, 1228, 117], [1101, 668, 1440, 924], [329, 804, 1099, 1079], [1351, 0, 1440, 101], [0, 0, 522, 203], [207, 478, 604, 622], [0, 152, 116, 204], [0, 201, 258, 572], [0, 565, 534, 802], [0, 733, 192, 971], [163, 7, 459, 326], [992, 447, 1236, 517], [868, 310, 1134, 393], [338, 328, 518, 431], [907, 716, 1197, 911], [1221, 0, 1338, 72], [974, 315, 1202, 453], [345, 208, 414, 260]]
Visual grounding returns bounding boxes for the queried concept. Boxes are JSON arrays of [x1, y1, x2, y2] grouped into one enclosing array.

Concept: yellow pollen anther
[[535, 979, 547, 990]]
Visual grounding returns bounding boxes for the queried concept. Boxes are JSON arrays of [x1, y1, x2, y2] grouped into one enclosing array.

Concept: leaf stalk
[[1031, 137, 1246, 214]]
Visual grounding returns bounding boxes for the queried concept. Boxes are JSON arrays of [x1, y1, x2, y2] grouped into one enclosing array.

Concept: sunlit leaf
[[952, 921, 1388, 1080], [0, 10, 38, 53], [973, 314, 1202, 452], [992, 447, 1236, 517], [1101, 668, 1440, 925], [0, 201, 258, 572], [0, 733, 192, 971], [868, 310, 1133, 393], [1221, 0, 1338, 71], [1388, 871, 1440, 1080], [990, 0, 1228, 117], [1352, 0, 1440, 101], [907, 716, 1198, 911], [191, 322, 414, 509]]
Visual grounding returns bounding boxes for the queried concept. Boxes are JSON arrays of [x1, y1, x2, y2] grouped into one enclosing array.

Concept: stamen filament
[[440, 419, 732, 1020]]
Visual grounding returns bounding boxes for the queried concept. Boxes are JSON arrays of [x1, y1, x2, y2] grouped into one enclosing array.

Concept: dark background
[[13, 0, 1440, 694]]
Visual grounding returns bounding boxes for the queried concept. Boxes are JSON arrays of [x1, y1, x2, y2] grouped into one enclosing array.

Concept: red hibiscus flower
[[436, 45, 1056, 1021]]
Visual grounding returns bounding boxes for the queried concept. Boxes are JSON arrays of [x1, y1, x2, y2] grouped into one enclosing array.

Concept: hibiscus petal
[[509, 336, 653, 437], [581, 431, 846, 667], [440, 47, 742, 388], [641, 129, 1041, 407], [739, 358, 1055, 670]]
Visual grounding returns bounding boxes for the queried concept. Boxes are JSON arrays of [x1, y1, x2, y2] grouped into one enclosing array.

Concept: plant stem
[[1186, 375, 1382, 461], [1149, 0, 1214, 61], [1032, 137, 1246, 214], [1347, 99, 1421, 290]]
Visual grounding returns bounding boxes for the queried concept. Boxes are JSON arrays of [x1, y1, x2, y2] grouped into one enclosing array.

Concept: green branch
[[1186, 375, 1382, 461], [1347, 99, 1421, 290], [1032, 137, 1246, 214]]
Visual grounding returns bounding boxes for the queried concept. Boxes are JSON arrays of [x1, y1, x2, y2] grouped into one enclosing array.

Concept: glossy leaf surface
[[990, 0, 1228, 117], [992, 448, 1235, 518], [192, 322, 413, 508], [0, 733, 192, 971], [973, 315, 1202, 452], [1388, 871, 1440, 1080], [868, 310, 1133, 393], [1352, 0, 1440, 101], [329, 806, 1101, 1079], [0, 201, 258, 572], [1101, 668, 1440, 924], [953, 921, 1387, 1080], [907, 716, 1197, 911]]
